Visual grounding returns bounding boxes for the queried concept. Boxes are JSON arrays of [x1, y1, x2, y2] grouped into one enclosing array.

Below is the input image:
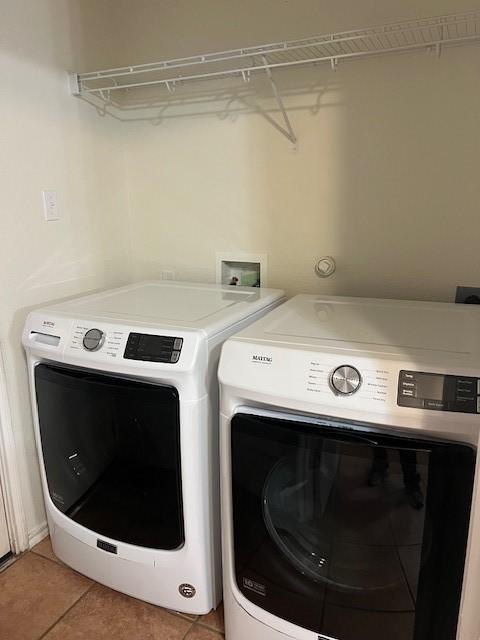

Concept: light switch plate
[[42, 190, 59, 221]]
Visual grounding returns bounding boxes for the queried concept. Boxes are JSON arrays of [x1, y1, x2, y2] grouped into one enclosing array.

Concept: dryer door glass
[[231, 413, 475, 640], [35, 363, 183, 550]]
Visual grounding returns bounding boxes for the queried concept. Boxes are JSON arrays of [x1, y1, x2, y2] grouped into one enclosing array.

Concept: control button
[[403, 372, 414, 379], [402, 390, 414, 397], [171, 351, 180, 363], [457, 390, 475, 399], [330, 366, 362, 396], [425, 400, 445, 410], [477, 397, 480, 413], [402, 382, 415, 388], [477, 380, 480, 395], [174, 338, 183, 351], [456, 398, 477, 411], [83, 328, 105, 352]]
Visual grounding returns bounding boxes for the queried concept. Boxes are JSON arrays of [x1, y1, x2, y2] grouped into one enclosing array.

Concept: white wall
[[118, 1, 480, 299], [0, 0, 131, 542]]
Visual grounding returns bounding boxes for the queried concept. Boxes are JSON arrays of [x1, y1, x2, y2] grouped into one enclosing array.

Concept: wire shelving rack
[[70, 11, 480, 143]]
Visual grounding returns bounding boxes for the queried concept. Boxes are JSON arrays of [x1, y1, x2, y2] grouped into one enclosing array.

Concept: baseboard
[[28, 521, 48, 548]]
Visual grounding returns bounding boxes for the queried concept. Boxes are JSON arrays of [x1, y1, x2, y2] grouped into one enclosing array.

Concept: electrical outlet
[[161, 270, 176, 281], [42, 190, 59, 221], [455, 286, 480, 304]]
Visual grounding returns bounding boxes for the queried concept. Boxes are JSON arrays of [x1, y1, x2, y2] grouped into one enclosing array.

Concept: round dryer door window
[[262, 443, 428, 594], [263, 448, 339, 586]]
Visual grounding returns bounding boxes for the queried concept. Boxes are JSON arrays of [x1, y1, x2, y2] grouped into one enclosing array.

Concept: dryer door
[[35, 363, 183, 550], [231, 412, 475, 640]]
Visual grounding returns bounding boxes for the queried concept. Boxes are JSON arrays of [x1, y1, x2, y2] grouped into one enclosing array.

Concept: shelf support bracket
[[261, 55, 297, 145], [68, 73, 81, 96]]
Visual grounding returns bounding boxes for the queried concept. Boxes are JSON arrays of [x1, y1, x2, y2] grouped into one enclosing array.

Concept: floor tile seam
[[176, 612, 199, 623], [30, 549, 62, 566], [196, 620, 224, 633], [181, 620, 196, 640], [36, 581, 96, 640]]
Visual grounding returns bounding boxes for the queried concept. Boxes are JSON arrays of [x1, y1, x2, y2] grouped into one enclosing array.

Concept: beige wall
[[119, 2, 480, 299], [0, 0, 131, 540]]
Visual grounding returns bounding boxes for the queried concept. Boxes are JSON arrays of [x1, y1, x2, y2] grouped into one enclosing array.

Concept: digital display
[[124, 333, 183, 363], [415, 373, 445, 401], [138, 335, 172, 356]]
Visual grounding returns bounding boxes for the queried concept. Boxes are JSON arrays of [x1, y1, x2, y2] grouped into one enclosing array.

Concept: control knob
[[83, 328, 105, 352], [330, 365, 362, 396]]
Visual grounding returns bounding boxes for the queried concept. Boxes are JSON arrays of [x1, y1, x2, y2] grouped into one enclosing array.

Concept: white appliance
[[22, 280, 284, 614], [219, 294, 480, 640]]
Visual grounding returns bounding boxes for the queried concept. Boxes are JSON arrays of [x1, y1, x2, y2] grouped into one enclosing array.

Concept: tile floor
[[0, 537, 224, 640]]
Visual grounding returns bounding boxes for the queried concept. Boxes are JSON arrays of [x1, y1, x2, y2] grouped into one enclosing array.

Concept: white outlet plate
[[42, 190, 59, 221]]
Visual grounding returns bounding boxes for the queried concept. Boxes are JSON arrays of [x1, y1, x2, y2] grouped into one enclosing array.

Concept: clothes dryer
[[219, 294, 480, 640]]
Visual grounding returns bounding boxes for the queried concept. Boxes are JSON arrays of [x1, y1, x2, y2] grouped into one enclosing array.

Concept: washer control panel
[[124, 333, 183, 363], [398, 370, 480, 413], [82, 328, 105, 352], [330, 365, 362, 396]]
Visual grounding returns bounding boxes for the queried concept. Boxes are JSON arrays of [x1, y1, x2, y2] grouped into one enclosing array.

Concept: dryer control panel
[[124, 333, 183, 363], [398, 370, 480, 414]]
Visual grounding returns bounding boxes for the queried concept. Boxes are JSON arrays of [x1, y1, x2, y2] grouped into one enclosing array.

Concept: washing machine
[[22, 280, 284, 614], [219, 294, 480, 640]]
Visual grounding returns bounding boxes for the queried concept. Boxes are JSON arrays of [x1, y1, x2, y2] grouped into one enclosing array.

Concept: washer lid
[[43, 281, 284, 335]]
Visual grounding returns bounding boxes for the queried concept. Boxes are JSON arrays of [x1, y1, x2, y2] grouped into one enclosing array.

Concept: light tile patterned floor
[[0, 538, 224, 640]]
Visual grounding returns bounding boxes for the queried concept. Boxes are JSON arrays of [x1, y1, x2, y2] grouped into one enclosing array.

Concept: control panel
[[70, 324, 125, 360], [124, 333, 183, 363], [398, 370, 480, 414]]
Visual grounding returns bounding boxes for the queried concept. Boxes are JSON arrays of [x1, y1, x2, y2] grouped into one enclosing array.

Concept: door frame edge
[[0, 342, 28, 554]]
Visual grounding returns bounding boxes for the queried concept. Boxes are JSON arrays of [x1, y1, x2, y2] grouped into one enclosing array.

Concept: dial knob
[[331, 365, 362, 396], [82, 328, 105, 352]]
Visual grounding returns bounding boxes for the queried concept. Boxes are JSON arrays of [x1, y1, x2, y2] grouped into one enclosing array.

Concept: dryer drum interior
[[231, 412, 475, 640], [34, 363, 184, 550]]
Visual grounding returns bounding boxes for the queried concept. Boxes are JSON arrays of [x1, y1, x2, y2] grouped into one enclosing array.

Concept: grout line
[[37, 582, 96, 640], [30, 549, 63, 566], [173, 611, 199, 623], [196, 620, 224, 633], [181, 620, 196, 640]]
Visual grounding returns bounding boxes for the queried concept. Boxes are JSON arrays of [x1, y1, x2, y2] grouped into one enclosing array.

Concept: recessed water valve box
[[216, 252, 268, 287], [456, 286, 480, 304]]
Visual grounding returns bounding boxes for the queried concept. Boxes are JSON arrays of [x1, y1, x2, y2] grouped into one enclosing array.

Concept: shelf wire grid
[[74, 10, 480, 98]]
